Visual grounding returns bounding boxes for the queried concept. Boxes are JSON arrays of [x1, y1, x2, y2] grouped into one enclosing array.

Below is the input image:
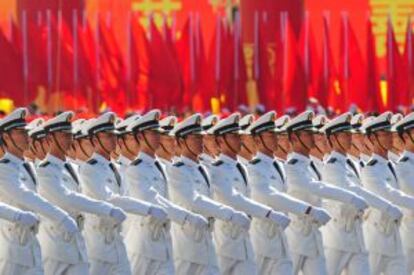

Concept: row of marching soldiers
[[0, 107, 412, 275]]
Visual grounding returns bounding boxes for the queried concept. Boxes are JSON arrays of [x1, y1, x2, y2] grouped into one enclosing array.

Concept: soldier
[[238, 114, 256, 165], [309, 115, 330, 169], [207, 113, 290, 275], [25, 118, 48, 164], [124, 110, 208, 274], [390, 112, 414, 274], [360, 112, 412, 274], [389, 113, 404, 163], [35, 112, 127, 275], [200, 114, 220, 167], [347, 114, 366, 175], [156, 115, 179, 166], [71, 119, 94, 165], [320, 113, 401, 275], [246, 111, 329, 275], [274, 115, 291, 161], [167, 114, 251, 275], [0, 108, 78, 275], [78, 112, 168, 275], [283, 110, 367, 275]]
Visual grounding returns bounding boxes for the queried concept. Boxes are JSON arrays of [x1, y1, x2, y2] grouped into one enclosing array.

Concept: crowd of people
[[0, 106, 412, 275]]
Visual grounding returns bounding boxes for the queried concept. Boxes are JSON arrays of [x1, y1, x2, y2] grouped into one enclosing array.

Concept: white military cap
[[86, 112, 117, 135], [170, 113, 203, 138], [159, 116, 177, 135], [283, 110, 315, 133], [313, 114, 328, 132], [361, 112, 392, 135], [275, 115, 290, 133], [115, 114, 141, 136], [207, 113, 242, 135], [72, 119, 87, 139], [43, 111, 74, 134], [27, 118, 46, 140], [202, 114, 220, 132], [246, 111, 276, 135], [239, 114, 255, 134], [320, 112, 352, 135], [390, 113, 403, 132], [350, 113, 364, 133], [393, 112, 414, 133], [0, 107, 28, 132], [127, 109, 160, 133]]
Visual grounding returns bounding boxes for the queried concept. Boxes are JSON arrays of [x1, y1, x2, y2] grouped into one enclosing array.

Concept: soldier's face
[[185, 134, 203, 155], [9, 128, 29, 150], [122, 134, 140, 155], [392, 132, 405, 151], [314, 133, 329, 151], [222, 133, 241, 153], [258, 131, 278, 152], [277, 134, 291, 152], [54, 131, 73, 151], [159, 134, 176, 154], [142, 130, 160, 150], [241, 135, 256, 153], [96, 131, 117, 152], [297, 130, 314, 148], [203, 135, 220, 156], [335, 132, 352, 150], [375, 131, 392, 150]]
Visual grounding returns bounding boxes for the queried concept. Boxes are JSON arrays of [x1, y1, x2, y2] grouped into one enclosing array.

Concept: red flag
[[366, 17, 381, 112], [147, 16, 182, 110], [317, 15, 342, 112], [298, 12, 319, 101], [281, 12, 307, 113], [130, 13, 150, 110], [386, 16, 407, 110], [254, 12, 274, 111], [403, 16, 414, 107], [339, 13, 366, 111]]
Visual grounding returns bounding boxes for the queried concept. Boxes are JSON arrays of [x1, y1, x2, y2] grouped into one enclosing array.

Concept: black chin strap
[[332, 134, 346, 153], [78, 140, 89, 159], [183, 138, 198, 159], [373, 133, 387, 152], [51, 133, 66, 156], [4, 132, 24, 153], [407, 132, 414, 145], [259, 134, 273, 154], [121, 136, 135, 156], [295, 132, 310, 152], [241, 142, 253, 155], [142, 132, 156, 153], [92, 135, 111, 156], [223, 135, 238, 155]]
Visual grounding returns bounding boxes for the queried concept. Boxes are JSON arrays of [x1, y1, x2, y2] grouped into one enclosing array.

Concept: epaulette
[[39, 161, 50, 167], [212, 160, 224, 166], [87, 159, 97, 165], [0, 158, 10, 164], [131, 158, 142, 166], [367, 159, 377, 166], [399, 156, 409, 162], [287, 158, 298, 165], [327, 157, 337, 164], [173, 161, 184, 167], [249, 158, 261, 165]]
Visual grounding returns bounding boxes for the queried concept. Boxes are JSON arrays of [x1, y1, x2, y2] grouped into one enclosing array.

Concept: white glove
[[267, 210, 290, 230], [60, 216, 79, 234], [109, 207, 127, 224], [15, 212, 39, 227], [148, 205, 168, 222], [350, 196, 368, 211], [386, 205, 403, 221], [185, 213, 208, 230], [230, 211, 251, 230], [309, 207, 331, 225]]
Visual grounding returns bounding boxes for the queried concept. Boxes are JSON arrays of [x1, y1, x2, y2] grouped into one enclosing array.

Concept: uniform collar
[[401, 150, 414, 160], [218, 153, 238, 165], [118, 154, 132, 166], [347, 153, 359, 163], [388, 151, 401, 163], [199, 153, 215, 163], [371, 153, 388, 164], [46, 153, 65, 168], [360, 153, 371, 163], [329, 150, 347, 162], [157, 156, 171, 166], [138, 151, 155, 163], [91, 152, 110, 164], [237, 155, 250, 166], [256, 151, 274, 164], [181, 155, 198, 167], [4, 152, 24, 165], [288, 151, 310, 164]]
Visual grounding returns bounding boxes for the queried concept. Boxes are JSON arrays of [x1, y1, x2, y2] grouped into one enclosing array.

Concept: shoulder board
[[0, 158, 9, 164], [367, 159, 377, 166], [87, 159, 97, 165], [399, 156, 409, 162], [39, 161, 50, 167], [212, 160, 224, 166], [131, 158, 142, 166], [287, 158, 298, 165], [327, 157, 337, 164], [173, 161, 184, 167], [249, 158, 261, 165]]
